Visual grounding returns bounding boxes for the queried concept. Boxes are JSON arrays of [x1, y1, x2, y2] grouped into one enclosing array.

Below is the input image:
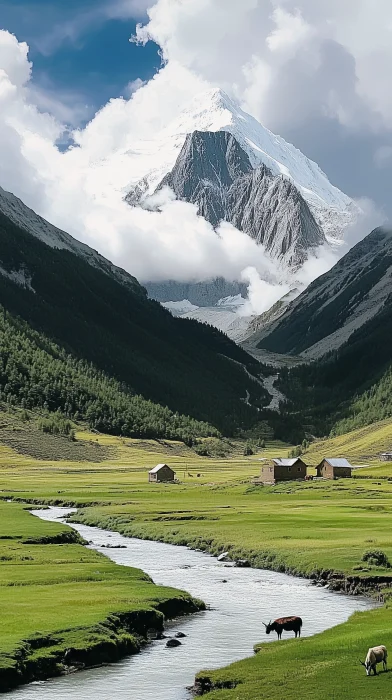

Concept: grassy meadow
[[0, 499, 203, 690], [195, 604, 392, 699], [2, 409, 392, 695]]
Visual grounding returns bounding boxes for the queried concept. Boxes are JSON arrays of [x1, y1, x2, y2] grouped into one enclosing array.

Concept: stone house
[[260, 457, 307, 484], [316, 458, 352, 479], [148, 464, 176, 483]]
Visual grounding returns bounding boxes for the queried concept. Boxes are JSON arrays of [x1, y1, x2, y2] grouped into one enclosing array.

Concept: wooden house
[[380, 453, 392, 462], [260, 458, 307, 484], [148, 464, 175, 483], [316, 458, 352, 479]]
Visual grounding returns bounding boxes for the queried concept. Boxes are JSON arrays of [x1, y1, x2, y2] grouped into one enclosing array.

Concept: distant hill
[[258, 227, 392, 436], [257, 227, 392, 360], [0, 196, 270, 438]]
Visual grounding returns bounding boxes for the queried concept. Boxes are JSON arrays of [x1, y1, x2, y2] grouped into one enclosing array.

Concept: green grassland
[[2, 413, 392, 695], [195, 606, 392, 699], [0, 501, 203, 691], [304, 419, 392, 475]]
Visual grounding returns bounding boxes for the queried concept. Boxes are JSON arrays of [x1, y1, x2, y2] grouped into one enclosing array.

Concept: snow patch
[[0, 264, 35, 292], [162, 294, 253, 342], [162, 299, 199, 315], [180, 305, 252, 342], [216, 294, 246, 308]]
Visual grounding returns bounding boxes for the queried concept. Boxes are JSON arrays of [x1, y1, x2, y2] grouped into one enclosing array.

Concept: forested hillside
[[278, 299, 392, 438], [0, 209, 269, 437], [0, 308, 218, 441], [250, 226, 392, 439]]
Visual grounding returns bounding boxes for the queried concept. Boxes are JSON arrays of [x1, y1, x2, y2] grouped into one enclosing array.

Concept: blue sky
[[0, 0, 391, 222], [0, 0, 160, 124]]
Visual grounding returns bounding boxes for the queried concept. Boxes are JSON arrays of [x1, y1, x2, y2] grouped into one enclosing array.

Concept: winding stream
[[10, 507, 374, 700]]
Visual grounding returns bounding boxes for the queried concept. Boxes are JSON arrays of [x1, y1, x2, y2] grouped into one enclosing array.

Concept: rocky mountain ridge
[[126, 88, 356, 240], [0, 185, 141, 294], [154, 130, 325, 268], [257, 227, 392, 359]]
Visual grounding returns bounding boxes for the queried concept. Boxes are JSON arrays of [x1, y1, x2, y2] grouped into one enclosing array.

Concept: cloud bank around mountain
[[0, 0, 390, 315]]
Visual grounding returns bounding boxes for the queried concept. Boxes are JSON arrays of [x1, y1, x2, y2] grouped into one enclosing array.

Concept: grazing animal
[[360, 646, 388, 676], [263, 616, 302, 640]]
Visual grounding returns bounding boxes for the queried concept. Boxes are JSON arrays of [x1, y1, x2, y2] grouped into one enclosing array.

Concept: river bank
[[0, 503, 204, 694], [71, 507, 391, 599], [2, 442, 392, 698], [6, 506, 372, 700]]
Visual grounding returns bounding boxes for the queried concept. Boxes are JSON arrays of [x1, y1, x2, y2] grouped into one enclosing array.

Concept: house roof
[[323, 458, 352, 468], [381, 453, 392, 456], [149, 463, 173, 474], [272, 458, 302, 467]]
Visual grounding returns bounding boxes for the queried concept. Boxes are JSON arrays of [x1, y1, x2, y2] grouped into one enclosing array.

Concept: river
[[10, 507, 374, 700]]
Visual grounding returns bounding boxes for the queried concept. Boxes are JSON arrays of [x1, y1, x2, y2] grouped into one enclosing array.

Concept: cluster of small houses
[[148, 457, 356, 484], [258, 456, 353, 484]]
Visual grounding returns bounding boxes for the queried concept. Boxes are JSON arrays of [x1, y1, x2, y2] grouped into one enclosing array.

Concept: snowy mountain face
[[0, 186, 142, 294], [257, 227, 392, 359], [145, 277, 248, 307], [126, 88, 357, 241], [157, 130, 253, 226], [126, 88, 357, 313], [154, 130, 325, 267], [162, 294, 253, 343]]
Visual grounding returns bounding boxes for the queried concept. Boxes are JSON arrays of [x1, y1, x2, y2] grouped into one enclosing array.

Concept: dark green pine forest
[[277, 301, 392, 438], [255, 226, 392, 439], [0, 210, 270, 440]]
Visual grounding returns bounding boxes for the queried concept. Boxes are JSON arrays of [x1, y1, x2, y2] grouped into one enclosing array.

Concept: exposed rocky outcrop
[[145, 277, 247, 307], [155, 131, 325, 269]]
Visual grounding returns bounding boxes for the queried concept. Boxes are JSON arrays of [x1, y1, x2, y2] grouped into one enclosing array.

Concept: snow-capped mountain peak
[[126, 87, 357, 239]]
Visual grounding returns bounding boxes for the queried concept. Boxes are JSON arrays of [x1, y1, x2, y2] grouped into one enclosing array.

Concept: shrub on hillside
[[361, 549, 391, 568], [38, 413, 74, 438], [289, 445, 303, 458], [194, 438, 229, 458]]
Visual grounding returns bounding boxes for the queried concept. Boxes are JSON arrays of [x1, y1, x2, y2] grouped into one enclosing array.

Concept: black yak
[[263, 616, 302, 639]]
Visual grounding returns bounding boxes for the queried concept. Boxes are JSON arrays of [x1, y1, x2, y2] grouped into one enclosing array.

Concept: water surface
[[10, 506, 374, 700]]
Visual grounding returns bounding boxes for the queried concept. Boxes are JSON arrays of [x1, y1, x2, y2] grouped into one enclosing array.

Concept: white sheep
[[360, 646, 388, 676]]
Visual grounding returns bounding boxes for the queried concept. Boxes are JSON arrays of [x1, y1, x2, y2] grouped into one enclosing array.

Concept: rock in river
[[217, 552, 229, 562], [166, 638, 182, 648]]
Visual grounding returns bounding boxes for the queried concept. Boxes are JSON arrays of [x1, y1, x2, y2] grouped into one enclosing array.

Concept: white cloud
[[0, 0, 389, 322], [124, 77, 147, 97], [266, 8, 314, 57], [240, 266, 290, 316], [0, 31, 31, 87], [0, 33, 284, 290], [135, 0, 392, 133]]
